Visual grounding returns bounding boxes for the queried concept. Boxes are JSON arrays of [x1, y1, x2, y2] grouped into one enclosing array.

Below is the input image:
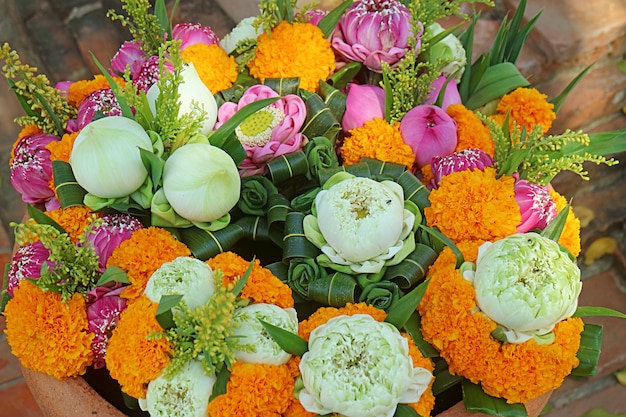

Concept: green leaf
[[573, 306, 626, 319], [580, 409, 626, 417], [232, 258, 255, 296], [386, 244, 438, 289], [139, 147, 164, 192], [326, 62, 362, 91], [302, 93, 341, 141], [385, 280, 429, 330], [394, 404, 421, 417], [155, 294, 183, 330], [418, 225, 464, 269], [52, 160, 88, 208], [209, 97, 279, 147], [89, 52, 134, 119], [267, 151, 310, 184], [464, 62, 530, 110], [403, 311, 439, 358], [153, 0, 169, 35], [317, 0, 353, 38], [96, 265, 130, 286], [259, 319, 308, 356], [432, 359, 462, 396], [308, 272, 358, 307], [571, 323, 603, 377], [566, 129, 626, 157], [7, 79, 40, 117], [178, 225, 245, 261], [541, 203, 569, 242], [462, 379, 528, 417], [26, 203, 65, 234], [32, 91, 64, 135], [282, 212, 321, 260], [550, 64, 593, 113], [264, 78, 300, 96], [1, 263, 11, 314], [210, 367, 230, 401]]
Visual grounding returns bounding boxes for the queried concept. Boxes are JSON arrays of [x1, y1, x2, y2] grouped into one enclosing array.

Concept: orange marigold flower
[[4, 281, 94, 379], [107, 227, 191, 301], [420, 163, 434, 185], [427, 239, 486, 278], [425, 168, 520, 244], [549, 188, 581, 257], [495, 87, 556, 134], [67, 75, 124, 107], [341, 118, 415, 169], [207, 251, 294, 308], [105, 296, 173, 399], [297, 302, 387, 341], [447, 103, 494, 157], [181, 43, 238, 94], [46, 131, 79, 162], [248, 21, 336, 92], [18, 124, 42, 140], [404, 333, 436, 417], [207, 362, 294, 416], [418, 267, 583, 404], [45, 206, 98, 242]]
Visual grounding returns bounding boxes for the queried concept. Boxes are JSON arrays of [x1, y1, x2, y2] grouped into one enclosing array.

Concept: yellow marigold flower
[[447, 103, 494, 156], [18, 124, 42, 140], [425, 168, 520, 244], [45, 206, 97, 243], [297, 302, 387, 342], [341, 118, 415, 169], [105, 296, 173, 399], [106, 227, 191, 301], [418, 267, 583, 404], [4, 281, 94, 379], [67, 75, 125, 107], [549, 188, 582, 257], [207, 251, 294, 308], [181, 43, 238, 94], [248, 21, 336, 92], [207, 362, 295, 416], [495, 87, 556, 134], [46, 131, 79, 162], [427, 239, 486, 279]]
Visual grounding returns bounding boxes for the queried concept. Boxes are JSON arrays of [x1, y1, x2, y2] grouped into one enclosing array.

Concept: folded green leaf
[[283, 211, 321, 260], [462, 379, 528, 417], [465, 62, 530, 110], [267, 151, 310, 184], [308, 272, 358, 307], [264, 78, 300, 96], [318, 0, 354, 38], [178, 224, 245, 261], [26, 203, 65, 234], [571, 323, 603, 377], [52, 160, 88, 209], [155, 294, 183, 330], [573, 306, 626, 319], [386, 243, 437, 289], [418, 225, 464, 268], [259, 319, 308, 356], [394, 404, 421, 417]]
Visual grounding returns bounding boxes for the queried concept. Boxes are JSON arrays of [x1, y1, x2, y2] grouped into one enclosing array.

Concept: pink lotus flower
[[425, 75, 462, 111], [110, 40, 146, 75], [216, 84, 307, 176], [86, 284, 127, 369], [430, 148, 493, 189], [84, 213, 144, 272], [331, 0, 416, 72], [6, 241, 53, 297], [514, 178, 557, 233], [132, 55, 174, 92], [75, 88, 123, 129], [342, 83, 386, 131], [10, 133, 59, 207], [399, 105, 457, 168], [172, 23, 219, 50]]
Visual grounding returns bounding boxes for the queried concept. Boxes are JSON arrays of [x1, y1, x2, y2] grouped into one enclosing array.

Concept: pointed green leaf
[[326, 61, 362, 91], [89, 52, 134, 119], [7, 79, 40, 117], [394, 404, 421, 417], [571, 323, 603, 377], [210, 367, 230, 401], [153, 0, 169, 35], [550, 64, 593, 113], [209, 97, 279, 147], [462, 379, 528, 417], [403, 311, 439, 358], [259, 319, 308, 356], [573, 306, 626, 319], [32, 91, 64, 135], [26, 203, 66, 233], [155, 294, 183, 330], [232, 258, 255, 296], [418, 224, 464, 269], [318, 0, 354, 38], [541, 204, 569, 242], [465, 62, 530, 109], [96, 265, 130, 286], [385, 280, 429, 330], [566, 129, 626, 157]]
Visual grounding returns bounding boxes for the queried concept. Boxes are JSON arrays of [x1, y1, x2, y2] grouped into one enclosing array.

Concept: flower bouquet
[[2, 0, 626, 416]]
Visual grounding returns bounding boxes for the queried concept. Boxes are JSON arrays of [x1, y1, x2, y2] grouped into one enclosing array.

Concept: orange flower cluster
[[67, 74, 125, 107], [425, 167, 520, 244], [181, 43, 238, 94], [207, 251, 294, 308], [3, 281, 94, 379], [105, 296, 173, 399], [207, 362, 295, 416], [106, 227, 191, 300], [248, 21, 336, 92], [447, 103, 494, 156], [45, 206, 98, 242], [492, 87, 556, 134], [418, 266, 583, 404], [341, 118, 416, 169], [46, 131, 79, 163], [549, 188, 582, 257]]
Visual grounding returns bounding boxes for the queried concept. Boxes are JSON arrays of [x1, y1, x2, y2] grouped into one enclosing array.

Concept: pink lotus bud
[[6, 241, 53, 296], [514, 178, 557, 233], [216, 84, 307, 176], [110, 40, 146, 75], [86, 284, 127, 369], [426, 75, 462, 111], [55, 80, 73, 99], [10, 133, 59, 205], [84, 213, 144, 272], [430, 148, 493, 189], [75, 88, 123, 129], [172, 23, 220, 50], [400, 105, 457, 168], [300, 9, 328, 26], [331, 0, 416, 72], [342, 83, 386, 131], [132, 55, 174, 92]]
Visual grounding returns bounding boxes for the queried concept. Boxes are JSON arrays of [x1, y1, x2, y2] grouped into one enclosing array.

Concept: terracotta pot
[[20, 364, 552, 417]]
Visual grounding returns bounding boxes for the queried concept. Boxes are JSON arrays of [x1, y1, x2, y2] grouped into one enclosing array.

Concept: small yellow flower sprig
[[107, 0, 164, 57], [410, 0, 494, 34], [482, 115, 618, 185], [0, 43, 77, 136]]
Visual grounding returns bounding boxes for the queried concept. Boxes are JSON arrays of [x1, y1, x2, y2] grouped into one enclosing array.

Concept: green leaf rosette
[[237, 175, 279, 216]]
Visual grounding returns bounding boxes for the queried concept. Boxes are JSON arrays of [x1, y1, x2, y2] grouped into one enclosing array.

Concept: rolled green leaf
[[178, 224, 245, 261], [318, 81, 347, 123], [385, 280, 429, 330], [386, 243, 438, 289], [361, 158, 407, 181], [267, 193, 292, 226], [326, 61, 362, 92], [238, 175, 278, 216], [282, 211, 320, 260], [462, 379, 527, 417], [290, 187, 321, 215], [318, 162, 371, 185], [358, 281, 403, 311], [259, 319, 308, 356], [303, 136, 339, 181], [52, 160, 87, 208], [396, 170, 430, 210], [302, 93, 341, 141], [288, 258, 328, 299], [263, 78, 300, 96], [308, 272, 358, 307], [234, 215, 272, 242], [267, 151, 310, 184], [571, 323, 603, 377], [403, 312, 439, 358]]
